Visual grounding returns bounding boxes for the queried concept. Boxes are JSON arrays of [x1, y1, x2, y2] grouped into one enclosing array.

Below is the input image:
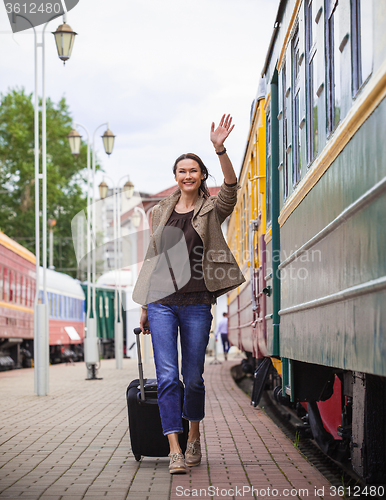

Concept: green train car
[[264, 0, 385, 484], [229, 0, 386, 486], [81, 284, 125, 359]]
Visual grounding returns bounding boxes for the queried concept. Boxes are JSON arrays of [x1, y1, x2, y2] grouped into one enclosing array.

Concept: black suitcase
[[126, 327, 189, 461]]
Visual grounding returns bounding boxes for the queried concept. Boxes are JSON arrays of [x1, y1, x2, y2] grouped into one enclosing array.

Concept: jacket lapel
[[154, 189, 180, 232]]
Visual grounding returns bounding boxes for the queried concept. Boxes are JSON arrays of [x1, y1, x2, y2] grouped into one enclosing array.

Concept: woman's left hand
[[210, 114, 235, 150]]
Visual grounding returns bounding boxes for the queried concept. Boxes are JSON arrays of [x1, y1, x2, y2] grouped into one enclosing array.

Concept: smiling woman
[[132, 115, 245, 474], [173, 154, 209, 205]]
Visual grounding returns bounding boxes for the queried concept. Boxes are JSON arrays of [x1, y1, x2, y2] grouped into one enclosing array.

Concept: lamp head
[[131, 211, 141, 228], [98, 181, 109, 200], [52, 23, 77, 64], [123, 179, 134, 199], [102, 128, 116, 155], [67, 129, 82, 156]]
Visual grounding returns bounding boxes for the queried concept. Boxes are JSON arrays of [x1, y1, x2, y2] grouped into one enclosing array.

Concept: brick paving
[[0, 353, 334, 499]]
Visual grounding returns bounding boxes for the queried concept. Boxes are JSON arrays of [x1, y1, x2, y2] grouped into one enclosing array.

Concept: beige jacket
[[132, 182, 245, 305]]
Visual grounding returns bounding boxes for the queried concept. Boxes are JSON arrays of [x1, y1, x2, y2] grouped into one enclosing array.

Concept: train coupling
[[337, 424, 352, 441]]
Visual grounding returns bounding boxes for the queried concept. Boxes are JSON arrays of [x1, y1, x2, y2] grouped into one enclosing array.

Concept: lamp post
[[99, 176, 134, 369], [11, 12, 76, 396], [67, 123, 115, 379]]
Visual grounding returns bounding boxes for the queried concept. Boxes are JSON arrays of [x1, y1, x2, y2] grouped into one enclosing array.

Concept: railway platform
[[0, 353, 335, 500]]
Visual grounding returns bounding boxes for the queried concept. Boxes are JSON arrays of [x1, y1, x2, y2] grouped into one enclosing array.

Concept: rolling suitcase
[[126, 327, 189, 461]]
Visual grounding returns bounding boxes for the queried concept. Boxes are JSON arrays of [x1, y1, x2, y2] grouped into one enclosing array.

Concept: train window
[[26, 278, 30, 306], [31, 281, 35, 307], [9, 270, 14, 302], [281, 63, 289, 198], [306, 0, 318, 163], [20, 275, 24, 305], [0, 266, 3, 302], [16, 273, 20, 304], [247, 183, 250, 257], [105, 296, 109, 318], [4, 268, 9, 302], [351, 0, 373, 95], [266, 110, 272, 225], [326, 0, 341, 134], [99, 295, 103, 318], [240, 193, 244, 262], [292, 24, 301, 185]]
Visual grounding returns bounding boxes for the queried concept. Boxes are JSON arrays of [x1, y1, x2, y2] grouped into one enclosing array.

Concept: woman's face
[[174, 159, 205, 195]]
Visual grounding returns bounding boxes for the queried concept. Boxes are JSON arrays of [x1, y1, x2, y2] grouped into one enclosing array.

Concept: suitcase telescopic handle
[[133, 327, 150, 401]]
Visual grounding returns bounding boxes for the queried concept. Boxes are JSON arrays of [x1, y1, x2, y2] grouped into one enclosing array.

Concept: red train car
[[0, 232, 85, 368], [0, 232, 36, 369]]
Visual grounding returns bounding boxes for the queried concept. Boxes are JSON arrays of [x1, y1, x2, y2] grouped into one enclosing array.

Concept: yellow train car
[[227, 80, 268, 360]]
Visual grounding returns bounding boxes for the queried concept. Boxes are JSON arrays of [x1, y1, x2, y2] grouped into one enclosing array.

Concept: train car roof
[[261, 0, 286, 77], [96, 268, 133, 288], [39, 267, 85, 299], [0, 231, 36, 265]]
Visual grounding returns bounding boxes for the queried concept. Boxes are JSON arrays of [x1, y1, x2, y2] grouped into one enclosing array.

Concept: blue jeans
[[147, 302, 212, 435]]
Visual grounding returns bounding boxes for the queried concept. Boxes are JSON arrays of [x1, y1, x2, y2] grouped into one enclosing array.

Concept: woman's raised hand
[[210, 114, 235, 150]]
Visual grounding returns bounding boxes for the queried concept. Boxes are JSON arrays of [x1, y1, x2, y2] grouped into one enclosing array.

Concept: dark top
[[149, 209, 216, 306]]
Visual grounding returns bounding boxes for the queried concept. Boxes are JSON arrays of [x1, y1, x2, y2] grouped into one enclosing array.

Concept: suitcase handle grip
[[133, 327, 150, 402], [134, 327, 150, 335]]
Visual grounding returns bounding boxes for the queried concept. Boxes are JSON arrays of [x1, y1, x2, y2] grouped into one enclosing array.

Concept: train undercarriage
[[241, 353, 386, 486]]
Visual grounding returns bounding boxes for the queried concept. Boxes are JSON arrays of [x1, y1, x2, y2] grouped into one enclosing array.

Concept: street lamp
[[98, 180, 109, 200], [67, 129, 82, 156], [68, 122, 115, 379], [98, 175, 134, 369], [11, 11, 77, 396], [131, 210, 141, 229], [123, 179, 135, 199], [101, 129, 116, 155], [52, 23, 77, 64]]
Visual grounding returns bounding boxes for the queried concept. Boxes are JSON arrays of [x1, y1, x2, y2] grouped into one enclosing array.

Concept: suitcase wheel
[[134, 454, 141, 462]]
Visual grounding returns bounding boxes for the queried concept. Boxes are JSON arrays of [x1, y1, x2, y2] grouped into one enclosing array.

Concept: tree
[[0, 88, 99, 278]]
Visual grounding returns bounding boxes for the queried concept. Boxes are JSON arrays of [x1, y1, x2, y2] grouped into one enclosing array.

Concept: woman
[[133, 114, 245, 474]]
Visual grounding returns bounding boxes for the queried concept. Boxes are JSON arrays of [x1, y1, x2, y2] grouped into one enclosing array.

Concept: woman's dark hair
[[173, 153, 211, 199]]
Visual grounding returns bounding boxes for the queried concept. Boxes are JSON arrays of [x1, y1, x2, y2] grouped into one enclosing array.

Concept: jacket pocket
[[206, 250, 234, 263]]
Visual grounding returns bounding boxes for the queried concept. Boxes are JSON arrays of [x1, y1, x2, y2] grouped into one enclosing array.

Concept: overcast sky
[[1, 0, 278, 195]]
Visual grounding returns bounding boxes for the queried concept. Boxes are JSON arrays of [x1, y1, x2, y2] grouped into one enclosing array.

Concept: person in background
[[216, 312, 230, 361]]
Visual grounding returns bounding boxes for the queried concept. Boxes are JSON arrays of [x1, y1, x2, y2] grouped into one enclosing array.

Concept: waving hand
[[210, 114, 235, 150]]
